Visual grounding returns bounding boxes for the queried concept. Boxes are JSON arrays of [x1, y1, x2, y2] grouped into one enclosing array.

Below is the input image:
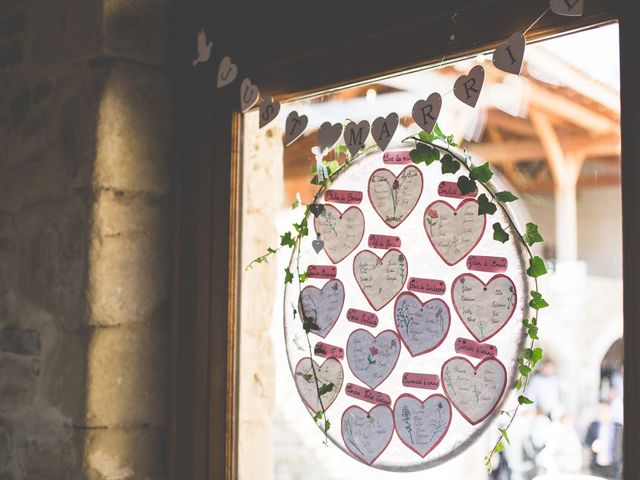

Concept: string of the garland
[[248, 124, 548, 471]]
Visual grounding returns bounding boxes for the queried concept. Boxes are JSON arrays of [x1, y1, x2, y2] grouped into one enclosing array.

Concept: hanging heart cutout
[[394, 293, 450, 356], [342, 405, 394, 465], [371, 113, 399, 151], [298, 279, 345, 338], [369, 166, 423, 228], [346, 329, 401, 389], [493, 33, 526, 75], [454, 65, 485, 108], [353, 249, 408, 311], [313, 205, 364, 263], [393, 394, 452, 457], [294, 357, 344, 412]]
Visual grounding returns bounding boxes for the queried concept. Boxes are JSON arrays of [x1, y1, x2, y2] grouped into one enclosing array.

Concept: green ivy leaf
[[324, 419, 331, 432], [528, 324, 539, 340], [299, 272, 308, 283], [336, 144, 348, 154], [457, 175, 477, 195], [313, 410, 323, 422], [526, 256, 547, 278], [518, 395, 534, 405], [515, 378, 523, 390], [280, 231, 296, 248], [493, 442, 505, 454], [499, 428, 511, 446], [284, 267, 294, 284], [440, 153, 461, 174], [519, 364, 532, 377], [410, 143, 440, 165], [478, 194, 497, 215], [532, 347, 544, 365], [470, 162, 493, 182], [529, 290, 549, 310], [524, 222, 544, 247], [418, 130, 436, 143], [492, 223, 509, 243], [318, 382, 335, 396], [495, 191, 519, 203], [293, 219, 309, 237]]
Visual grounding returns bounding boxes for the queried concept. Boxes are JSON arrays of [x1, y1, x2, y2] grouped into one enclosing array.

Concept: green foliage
[[495, 191, 518, 202], [313, 410, 323, 422], [457, 175, 477, 195], [280, 231, 296, 247], [515, 378, 523, 390], [498, 428, 511, 446], [470, 162, 493, 182], [318, 383, 335, 396], [440, 153, 461, 174], [410, 143, 440, 165], [293, 219, 309, 237], [524, 222, 544, 247], [284, 267, 294, 284], [526, 256, 547, 278], [529, 290, 549, 310], [518, 395, 534, 405], [523, 318, 539, 339], [492, 223, 509, 243], [299, 272, 308, 283], [478, 193, 497, 215], [519, 364, 532, 377]]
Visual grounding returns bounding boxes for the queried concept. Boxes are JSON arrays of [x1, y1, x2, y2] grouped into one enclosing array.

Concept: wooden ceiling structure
[[282, 49, 620, 203]]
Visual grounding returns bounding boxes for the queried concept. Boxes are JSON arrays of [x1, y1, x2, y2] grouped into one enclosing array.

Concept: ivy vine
[[247, 124, 549, 471]]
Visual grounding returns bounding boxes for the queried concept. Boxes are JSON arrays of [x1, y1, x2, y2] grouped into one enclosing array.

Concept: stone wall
[[0, 1, 171, 478]]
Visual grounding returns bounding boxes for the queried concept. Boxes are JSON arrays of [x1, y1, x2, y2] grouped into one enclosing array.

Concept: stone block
[[93, 190, 169, 238], [94, 63, 170, 195], [85, 427, 164, 480], [0, 354, 36, 412], [86, 323, 166, 427], [0, 326, 40, 355], [89, 231, 168, 327], [103, 0, 170, 67]]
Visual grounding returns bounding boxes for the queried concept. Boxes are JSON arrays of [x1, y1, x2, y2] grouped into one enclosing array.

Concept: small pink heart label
[[394, 293, 450, 356], [353, 249, 408, 311], [314, 205, 365, 264], [424, 199, 486, 266], [441, 356, 507, 425], [451, 273, 517, 342], [294, 357, 344, 413], [298, 279, 344, 338], [369, 166, 423, 228], [346, 329, 400, 389], [341, 404, 394, 465], [393, 393, 452, 457]]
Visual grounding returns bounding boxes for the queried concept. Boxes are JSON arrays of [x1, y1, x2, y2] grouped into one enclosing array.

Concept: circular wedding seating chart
[[284, 148, 528, 471]]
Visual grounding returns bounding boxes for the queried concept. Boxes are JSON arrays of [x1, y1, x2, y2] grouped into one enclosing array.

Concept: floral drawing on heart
[[441, 356, 507, 425], [393, 393, 452, 457], [294, 357, 344, 413], [451, 273, 517, 342], [424, 198, 486, 265], [346, 329, 400, 389], [298, 279, 345, 338], [314, 204, 365, 264], [368, 166, 423, 228], [341, 404, 394, 465], [353, 249, 408, 311], [394, 292, 450, 356]]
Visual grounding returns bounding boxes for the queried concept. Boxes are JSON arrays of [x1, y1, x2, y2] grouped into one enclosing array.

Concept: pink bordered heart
[[298, 279, 345, 338], [394, 292, 451, 356], [353, 249, 408, 311], [294, 357, 344, 413], [393, 393, 452, 457], [341, 404, 394, 465], [346, 329, 401, 389], [451, 273, 517, 342], [424, 198, 486, 266], [368, 165, 423, 228], [441, 356, 507, 425], [313, 204, 365, 264]]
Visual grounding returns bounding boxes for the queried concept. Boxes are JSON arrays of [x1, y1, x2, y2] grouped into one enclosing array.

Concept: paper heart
[[369, 166, 423, 228], [353, 249, 408, 311], [371, 113, 399, 151], [441, 356, 507, 425], [550, 0, 583, 16], [393, 393, 452, 457], [451, 273, 517, 342], [298, 279, 345, 338], [294, 357, 344, 413], [412, 93, 442, 134], [239, 78, 259, 112], [312, 238, 324, 254], [285, 111, 308, 146], [259, 96, 280, 128], [309, 203, 325, 217], [493, 33, 526, 75], [317, 122, 343, 151], [342, 404, 394, 465], [344, 121, 370, 157], [314, 205, 364, 264], [217, 56, 238, 88], [424, 198, 486, 265], [394, 293, 450, 356], [346, 329, 400, 389], [454, 65, 485, 108]]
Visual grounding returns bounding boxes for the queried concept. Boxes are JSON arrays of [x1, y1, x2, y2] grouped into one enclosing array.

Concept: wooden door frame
[[168, 0, 637, 478]]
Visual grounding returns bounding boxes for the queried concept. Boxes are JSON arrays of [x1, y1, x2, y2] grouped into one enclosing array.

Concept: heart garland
[[371, 113, 399, 151]]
